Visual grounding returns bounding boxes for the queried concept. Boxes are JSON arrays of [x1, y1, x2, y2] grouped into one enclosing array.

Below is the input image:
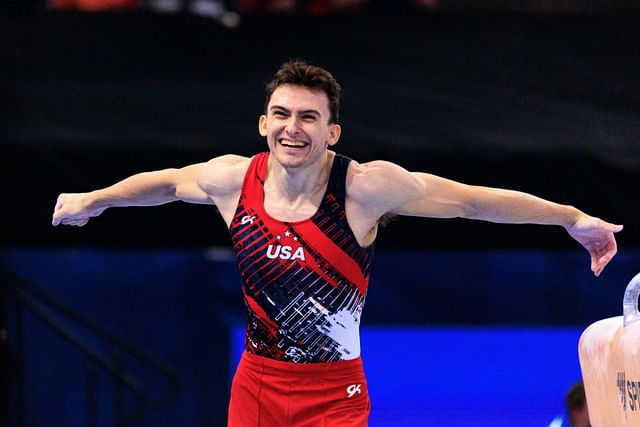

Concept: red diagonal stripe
[[292, 221, 368, 295]]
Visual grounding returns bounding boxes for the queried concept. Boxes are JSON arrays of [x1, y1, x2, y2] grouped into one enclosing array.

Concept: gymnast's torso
[[228, 152, 375, 363]]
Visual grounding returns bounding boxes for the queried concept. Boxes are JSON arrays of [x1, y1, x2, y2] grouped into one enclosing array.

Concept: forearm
[[88, 169, 184, 211], [466, 186, 583, 228], [398, 172, 584, 228]]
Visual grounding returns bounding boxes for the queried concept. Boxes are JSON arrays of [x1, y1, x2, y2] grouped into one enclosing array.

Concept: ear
[[258, 115, 267, 137], [327, 123, 341, 146]]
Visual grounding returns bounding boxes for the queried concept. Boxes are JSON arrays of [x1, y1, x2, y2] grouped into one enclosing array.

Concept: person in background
[[566, 381, 591, 427], [234, 0, 368, 15]]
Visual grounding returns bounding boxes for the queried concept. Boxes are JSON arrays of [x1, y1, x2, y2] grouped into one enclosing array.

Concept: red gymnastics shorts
[[228, 351, 370, 427]]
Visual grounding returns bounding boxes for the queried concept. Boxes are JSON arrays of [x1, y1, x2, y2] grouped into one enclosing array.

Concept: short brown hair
[[265, 59, 341, 124]]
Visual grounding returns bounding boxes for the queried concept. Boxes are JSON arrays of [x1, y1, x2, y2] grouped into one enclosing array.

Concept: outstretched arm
[[403, 171, 623, 276], [351, 161, 623, 276], [52, 163, 211, 227]]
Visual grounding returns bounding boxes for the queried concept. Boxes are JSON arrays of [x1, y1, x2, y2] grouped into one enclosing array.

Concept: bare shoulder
[[198, 154, 251, 197], [343, 160, 421, 244], [346, 159, 420, 205]]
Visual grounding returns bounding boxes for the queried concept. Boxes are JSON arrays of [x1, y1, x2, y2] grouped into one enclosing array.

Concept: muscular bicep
[[348, 162, 477, 244], [391, 172, 475, 218], [350, 162, 452, 219], [174, 155, 247, 205], [196, 155, 250, 224], [171, 163, 214, 204]]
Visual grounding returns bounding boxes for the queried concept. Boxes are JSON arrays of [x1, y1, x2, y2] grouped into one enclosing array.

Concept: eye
[[272, 110, 287, 118], [302, 115, 317, 122]]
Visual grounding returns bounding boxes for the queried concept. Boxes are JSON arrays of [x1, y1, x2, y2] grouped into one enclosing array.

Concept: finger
[[52, 197, 65, 226], [66, 218, 89, 227], [60, 217, 79, 226], [52, 211, 63, 226], [591, 248, 617, 277], [54, 194, 65, 212], [592, 257, 608, 277], [591, 256, 600, 277], [590, 248, 606, 276]]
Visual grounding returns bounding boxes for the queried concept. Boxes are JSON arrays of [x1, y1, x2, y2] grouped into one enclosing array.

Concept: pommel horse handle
[[623, 272, 640, 327]]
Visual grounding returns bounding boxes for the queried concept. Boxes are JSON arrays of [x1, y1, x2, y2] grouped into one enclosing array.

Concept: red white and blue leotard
[[229, 152, 375, 363]]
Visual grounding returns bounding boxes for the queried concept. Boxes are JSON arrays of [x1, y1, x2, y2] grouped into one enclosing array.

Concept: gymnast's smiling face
[[258, 84, 341, 171]]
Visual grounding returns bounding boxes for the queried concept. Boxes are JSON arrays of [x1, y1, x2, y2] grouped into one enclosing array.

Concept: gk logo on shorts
[[347, 384, 362, 398]]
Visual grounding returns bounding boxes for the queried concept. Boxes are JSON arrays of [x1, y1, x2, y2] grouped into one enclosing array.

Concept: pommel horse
[[579, 273, 640, 427]]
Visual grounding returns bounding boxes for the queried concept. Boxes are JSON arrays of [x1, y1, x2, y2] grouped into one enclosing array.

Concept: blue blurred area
[[3, 248, 638, 425], [231, 326, 583, 427]]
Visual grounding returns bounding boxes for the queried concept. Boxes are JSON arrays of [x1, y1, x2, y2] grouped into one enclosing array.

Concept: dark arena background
[[2, 1, 640, 426]]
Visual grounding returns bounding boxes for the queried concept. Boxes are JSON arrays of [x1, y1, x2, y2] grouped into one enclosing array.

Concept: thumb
[[594, 218, 623, 233], [609, 223, 624, 233]]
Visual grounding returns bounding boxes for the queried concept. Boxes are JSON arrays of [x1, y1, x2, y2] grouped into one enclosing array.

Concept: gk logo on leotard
[[347, 384, 361, 398], [241, 215, 256, 225]]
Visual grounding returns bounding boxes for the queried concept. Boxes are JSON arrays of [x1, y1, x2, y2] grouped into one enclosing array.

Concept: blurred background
[[1, 1, 640, 426]]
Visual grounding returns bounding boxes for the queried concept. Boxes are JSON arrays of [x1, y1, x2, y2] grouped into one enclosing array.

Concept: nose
[[285, 117, 301, 137]]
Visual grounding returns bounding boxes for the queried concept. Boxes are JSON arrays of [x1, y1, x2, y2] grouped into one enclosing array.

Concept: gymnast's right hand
[[52, 192, 105, 227]]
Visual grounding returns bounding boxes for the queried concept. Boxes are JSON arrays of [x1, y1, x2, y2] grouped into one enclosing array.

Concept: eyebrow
[[269, 105, 321, 117]]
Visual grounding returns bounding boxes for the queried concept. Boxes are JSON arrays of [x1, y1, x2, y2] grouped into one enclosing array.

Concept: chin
[[278, 157, 307, 169], [272, 147, 311, 168]]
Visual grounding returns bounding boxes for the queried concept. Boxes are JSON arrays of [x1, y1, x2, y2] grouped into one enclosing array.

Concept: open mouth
[[279, 138, 308, 148]]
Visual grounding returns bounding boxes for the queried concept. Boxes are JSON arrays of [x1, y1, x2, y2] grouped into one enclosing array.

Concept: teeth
[[281, 139, 306, 147]]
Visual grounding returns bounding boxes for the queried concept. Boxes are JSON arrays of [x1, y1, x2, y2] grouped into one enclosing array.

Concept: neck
[[266, 151, 334, 199]]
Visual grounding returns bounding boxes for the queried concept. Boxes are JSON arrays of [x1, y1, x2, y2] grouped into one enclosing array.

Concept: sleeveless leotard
[[228, 152, 375, 363]]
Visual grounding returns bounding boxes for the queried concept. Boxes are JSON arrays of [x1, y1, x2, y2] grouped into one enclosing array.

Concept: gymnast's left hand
[[565, 214, 623, 277]]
